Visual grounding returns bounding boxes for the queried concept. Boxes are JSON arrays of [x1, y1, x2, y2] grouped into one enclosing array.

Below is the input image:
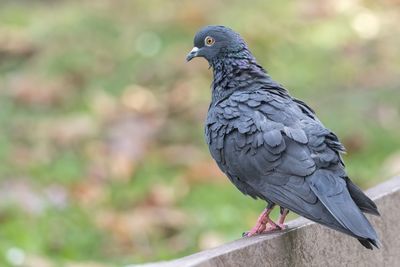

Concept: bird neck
[[210, 52, 287, 104]]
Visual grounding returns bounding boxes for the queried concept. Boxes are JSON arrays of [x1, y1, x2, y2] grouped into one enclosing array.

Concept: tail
[[345, 177, 380, 216], [358, 238, 380, 250], [307, 170, 380, 249]]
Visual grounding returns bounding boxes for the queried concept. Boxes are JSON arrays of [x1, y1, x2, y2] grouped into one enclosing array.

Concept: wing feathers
[[206, 90, 380, 248], [307, 170, 379, 243]]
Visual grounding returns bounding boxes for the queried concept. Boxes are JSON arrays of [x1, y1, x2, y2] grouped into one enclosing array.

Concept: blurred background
[[0, 0, 399, 266]]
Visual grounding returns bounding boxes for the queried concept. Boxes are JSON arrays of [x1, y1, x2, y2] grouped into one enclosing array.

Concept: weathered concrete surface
[[138, 176, 400, 267]]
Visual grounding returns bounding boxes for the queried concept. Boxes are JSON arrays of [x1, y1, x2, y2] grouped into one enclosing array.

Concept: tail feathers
[[358, 238, 381, 250], [307, 170, 380, 247], [345, 177, 380, 216]]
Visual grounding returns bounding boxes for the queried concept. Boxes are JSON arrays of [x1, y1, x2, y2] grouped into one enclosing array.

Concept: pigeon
[[186, 25, 380, 249]]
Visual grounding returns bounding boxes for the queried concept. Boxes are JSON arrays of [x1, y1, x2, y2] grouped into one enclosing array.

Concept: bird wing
[[206, 89, 378, 242]]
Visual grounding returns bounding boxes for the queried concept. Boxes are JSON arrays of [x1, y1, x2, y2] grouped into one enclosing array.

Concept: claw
[[277, 224, 287, 230], [243, 206, 290, 237], [243, 206, 274, 237]]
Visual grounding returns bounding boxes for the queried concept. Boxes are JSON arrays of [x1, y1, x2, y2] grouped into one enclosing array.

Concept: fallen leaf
[[105, 113, 164, 180], [95, 207, 188, 248], [184, 160, 226, 184], [120, 85, 158, 114], [159, 144, 205, 166], [71, 181, 107, 207], [0, 179, 69, 215], [6, 75, 71, 107], [0, 28, 36, 59]]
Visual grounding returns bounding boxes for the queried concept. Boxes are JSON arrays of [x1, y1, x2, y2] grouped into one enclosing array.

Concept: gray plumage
[[187, 25, 380, 249]]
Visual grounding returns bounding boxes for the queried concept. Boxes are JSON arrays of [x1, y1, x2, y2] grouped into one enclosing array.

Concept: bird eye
[[204, 36, 215, 46]]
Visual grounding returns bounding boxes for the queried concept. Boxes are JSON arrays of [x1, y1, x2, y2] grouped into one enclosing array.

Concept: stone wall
[[138, 176, 400, 267]]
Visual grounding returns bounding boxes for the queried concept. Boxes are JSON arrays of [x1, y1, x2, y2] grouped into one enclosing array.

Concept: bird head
[[186, 25, 247, 63]]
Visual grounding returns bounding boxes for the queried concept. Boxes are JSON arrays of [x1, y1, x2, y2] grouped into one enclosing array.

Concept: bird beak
[[186, 47, 199, 62]]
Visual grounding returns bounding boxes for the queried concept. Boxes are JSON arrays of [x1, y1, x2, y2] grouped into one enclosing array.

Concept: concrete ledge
[[139, 176, 400, 267]]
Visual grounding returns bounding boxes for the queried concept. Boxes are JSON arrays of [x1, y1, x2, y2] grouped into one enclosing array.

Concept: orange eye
[[204, 36, 215, 46]]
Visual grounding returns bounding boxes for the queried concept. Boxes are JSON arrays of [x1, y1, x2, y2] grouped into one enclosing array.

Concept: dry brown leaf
[[71, 181, 108, 207], [184, 160, 226, 184], [6, 75, 70, 107], [342, 132, 366, 153], [0, 179, 68, 215], [159, 144, 205, 166], [175, 1, 207, 26], [105, 113, 164, 180], [142, 182, 187, 207], [167, 81, 195, 112], [34, 115, 98, 146], [88, 90, 118, 121], [95, 207, 188, 247], [0, 28, 36, 59], [120, 85, 158, 114]]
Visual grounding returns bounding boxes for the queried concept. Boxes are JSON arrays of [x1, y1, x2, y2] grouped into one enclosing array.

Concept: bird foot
[[242, 207, 272, 237], [276, 223, 288, 230], [243, 227, 264, 237], [242, 206, 288, 237], [243, 221, 287, 237], [243, 222, 284, 237], [243, 220, 268, 237], [263, 222, 282, 233], [277, 223, 287, 230]]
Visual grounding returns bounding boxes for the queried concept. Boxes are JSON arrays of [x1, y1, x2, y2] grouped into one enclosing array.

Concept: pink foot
[[243, 207, 290, 237], [276, 208, 289, 230], [243, 207, 275, 237], [244, 216, 268, 237], [277, 223, 287, 230], [262, 221, 287, 234]]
